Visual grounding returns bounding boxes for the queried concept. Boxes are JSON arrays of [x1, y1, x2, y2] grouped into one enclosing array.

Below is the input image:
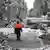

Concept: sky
[[25, 0, 35, 10]]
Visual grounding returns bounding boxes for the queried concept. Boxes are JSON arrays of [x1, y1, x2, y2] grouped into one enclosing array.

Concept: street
[[8, 32, 43, 49], [0, 28, 50, 50], [5, 28, 50, 50]]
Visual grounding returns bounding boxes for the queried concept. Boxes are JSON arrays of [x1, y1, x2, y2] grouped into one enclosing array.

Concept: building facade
[[30, 0, 48, 17], [9, 0, 27, 21], [47, 0, 50, 19], [34, 0, 43, 17]]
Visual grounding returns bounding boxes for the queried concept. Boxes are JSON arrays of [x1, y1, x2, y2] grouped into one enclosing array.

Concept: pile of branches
[[0, 39, 19, 50]]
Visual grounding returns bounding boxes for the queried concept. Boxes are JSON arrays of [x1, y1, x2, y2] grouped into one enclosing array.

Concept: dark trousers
[[15, 28, 21, 40], [17, 32, 20, 40]]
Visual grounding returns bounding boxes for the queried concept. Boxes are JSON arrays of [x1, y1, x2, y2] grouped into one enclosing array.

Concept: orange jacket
[[15, 24, 24, 28]]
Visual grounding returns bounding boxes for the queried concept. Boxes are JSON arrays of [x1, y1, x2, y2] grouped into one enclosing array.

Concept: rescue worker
[[15, 21, 23, 41]]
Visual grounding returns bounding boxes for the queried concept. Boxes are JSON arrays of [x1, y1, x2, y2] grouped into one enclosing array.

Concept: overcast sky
[[25, 0, 35, 10]]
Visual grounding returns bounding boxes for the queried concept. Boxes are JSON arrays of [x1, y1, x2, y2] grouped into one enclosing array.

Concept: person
[[15, 21, 23, 41]]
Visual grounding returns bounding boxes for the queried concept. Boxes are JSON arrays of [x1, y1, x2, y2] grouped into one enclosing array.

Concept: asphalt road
[[8, 32, 43, 49]]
